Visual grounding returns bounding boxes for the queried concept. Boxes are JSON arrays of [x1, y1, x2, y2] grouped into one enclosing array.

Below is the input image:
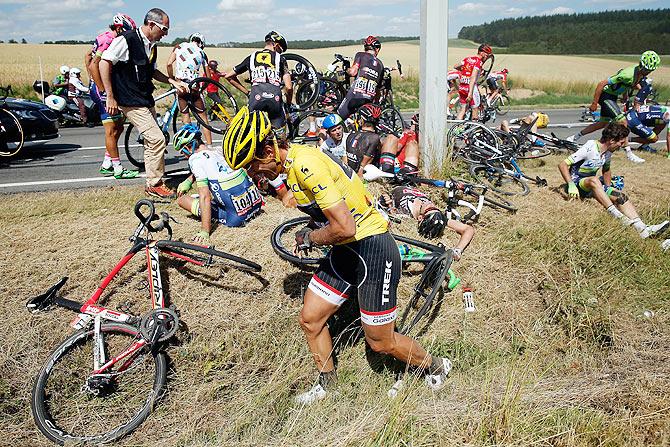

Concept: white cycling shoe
[[294, 383, 327, 405], [641, 221, 670, 239], [425, 358, 453, 391], [661, 239, 670, 252], [566, 134, 582, 143], [626, 150, 645, 164]]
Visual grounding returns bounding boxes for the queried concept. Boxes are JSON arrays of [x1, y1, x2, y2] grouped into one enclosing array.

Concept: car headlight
[[11, 109, 38, 119]]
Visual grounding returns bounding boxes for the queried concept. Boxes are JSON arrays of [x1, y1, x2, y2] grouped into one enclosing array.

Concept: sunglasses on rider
[[148, 20, 169, 34]]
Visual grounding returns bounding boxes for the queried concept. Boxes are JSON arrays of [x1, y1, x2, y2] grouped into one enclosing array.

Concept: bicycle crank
[[139, 307, 179, 343]]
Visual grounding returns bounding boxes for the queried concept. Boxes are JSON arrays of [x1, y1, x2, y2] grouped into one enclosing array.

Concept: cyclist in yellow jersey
[[222, 106, 453, 404]]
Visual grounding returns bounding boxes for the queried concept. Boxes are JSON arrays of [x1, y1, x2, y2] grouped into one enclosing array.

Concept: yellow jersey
[[285, 144, 388, 244]]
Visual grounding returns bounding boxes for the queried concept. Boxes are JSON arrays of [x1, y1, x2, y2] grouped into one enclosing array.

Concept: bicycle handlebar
[[131, 200, 173, 241]]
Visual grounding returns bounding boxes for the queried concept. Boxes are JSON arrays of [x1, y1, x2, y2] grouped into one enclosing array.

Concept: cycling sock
[[101, 152, 112, 169], [607, 205, 625, 220], [380, 153, 396, 173], [318, 370, 337, 390], [111, 158, 122, 169], [629, 217, 646, 233], [428, 356, 445, 375], [403, 161, 418, 173]]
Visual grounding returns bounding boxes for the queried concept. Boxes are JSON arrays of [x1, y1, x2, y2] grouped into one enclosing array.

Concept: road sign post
[[420, 0, 449, 175]]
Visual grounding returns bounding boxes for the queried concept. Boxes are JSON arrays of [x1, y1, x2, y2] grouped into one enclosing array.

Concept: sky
[[0, 0, 666, 43]]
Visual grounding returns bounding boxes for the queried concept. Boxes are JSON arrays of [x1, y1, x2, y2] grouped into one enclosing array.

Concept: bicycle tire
[[469, 163, 530, 196], [0, 107, 24, 157], [315, 77, 346, 109], [31, 323, 167, 445], [187, 77, 238, 134], [124, 123, 145, 169], [288, 108, 330, 142], [478, 55, 495, 85], [495, 93, 511, 116], [380, 106, 405, 137], [156, 240, 261, 273], [283, 53, 319, 111], [397, 249, 453, 335], [483, 192, 518, 212]]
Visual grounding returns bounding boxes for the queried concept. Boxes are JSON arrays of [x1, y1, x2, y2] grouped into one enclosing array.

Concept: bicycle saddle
[[26, 277, 68, 313]]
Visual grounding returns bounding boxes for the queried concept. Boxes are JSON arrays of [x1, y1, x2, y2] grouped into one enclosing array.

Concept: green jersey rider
[[221, 106, 453, 404]]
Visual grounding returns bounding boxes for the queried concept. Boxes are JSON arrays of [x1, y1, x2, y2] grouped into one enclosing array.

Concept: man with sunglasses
[[100, 7, 189, 199]]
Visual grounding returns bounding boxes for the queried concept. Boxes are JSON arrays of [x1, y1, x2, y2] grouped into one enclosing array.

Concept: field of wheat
[[1, 42, 668, 88]]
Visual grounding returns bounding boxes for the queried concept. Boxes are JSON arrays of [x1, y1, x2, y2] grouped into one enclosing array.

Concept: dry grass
[[1, 151, 669, 446], [1, 42, 669, 88]]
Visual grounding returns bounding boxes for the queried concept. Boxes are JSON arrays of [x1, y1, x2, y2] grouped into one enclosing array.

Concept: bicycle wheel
[[156, 240, 261, 273], [124, 123, 145, 169], [478, 55, 495, 85], [380, 106, 405, 137], [495, 93, 511, 116], [288, 109, 330, 142], [0, 108, 24, 157], [283, 53, 319, 111], [31, 323, 167, 445], [187, 77, 238, 134], [316, 77, 346, 109], [397, 250, 453, 335], [271, 216, 331, 267], [469, 163, 530, 196], [448, 120, 500, 162]]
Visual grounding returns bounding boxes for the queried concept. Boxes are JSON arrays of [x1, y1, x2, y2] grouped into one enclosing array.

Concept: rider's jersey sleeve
[[233, 56, 250, 75]]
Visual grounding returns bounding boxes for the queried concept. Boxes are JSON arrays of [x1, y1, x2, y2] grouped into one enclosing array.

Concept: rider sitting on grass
[[558, 122, 669, 243], [173, 124, 263, 244]]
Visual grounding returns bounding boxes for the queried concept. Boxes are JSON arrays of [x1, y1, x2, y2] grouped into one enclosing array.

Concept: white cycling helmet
[[45, 95, 66, 112], [189, 32, 206, 49], [69, 67, 81, 77], [60, 65, 70, 75]]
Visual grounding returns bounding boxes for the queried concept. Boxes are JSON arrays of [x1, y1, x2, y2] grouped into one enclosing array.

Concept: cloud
[[339, 0, 413, 5], [217, 0, 273, 11], [503, 7, 524, 15], [542, 6, 575, 14]]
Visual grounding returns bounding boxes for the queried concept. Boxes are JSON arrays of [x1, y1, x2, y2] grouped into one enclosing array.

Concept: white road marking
[[71, 139, 224, 152], [0, 175, 146, 188]]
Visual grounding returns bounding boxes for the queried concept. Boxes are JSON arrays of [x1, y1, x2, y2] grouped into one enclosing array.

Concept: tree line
[[42, 36, 418, 49], [458, 8, 670, 54]]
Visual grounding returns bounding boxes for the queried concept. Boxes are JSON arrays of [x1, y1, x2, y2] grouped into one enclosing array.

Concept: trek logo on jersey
[[381, 260, 393, 304]]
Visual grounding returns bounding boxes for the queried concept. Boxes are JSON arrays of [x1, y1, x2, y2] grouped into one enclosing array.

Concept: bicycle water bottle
[[462, 287, 476, 312], [398, 244, 410, 256]]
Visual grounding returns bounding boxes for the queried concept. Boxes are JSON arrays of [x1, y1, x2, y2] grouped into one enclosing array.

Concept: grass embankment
[[1, 151, 669, 445]]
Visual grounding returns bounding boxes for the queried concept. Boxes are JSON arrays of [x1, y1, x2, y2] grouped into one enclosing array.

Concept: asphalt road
[[0, 108, 663, 194]]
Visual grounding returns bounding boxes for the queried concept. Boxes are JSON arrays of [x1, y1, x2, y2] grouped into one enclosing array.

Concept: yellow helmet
[[536, 112, 549, 129], [222, 106, 272, 170]]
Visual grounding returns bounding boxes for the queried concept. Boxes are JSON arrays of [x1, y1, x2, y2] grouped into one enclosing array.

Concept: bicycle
[[0, 85, 24, 158], [378, 60, 406, 136], [124, 88, 180, 169], [270, 216, 460, 334], [362, 164, 517, 219], [26, 199, 261, 445], [487, 85, 511, 116], [186, 76, 239, 135]]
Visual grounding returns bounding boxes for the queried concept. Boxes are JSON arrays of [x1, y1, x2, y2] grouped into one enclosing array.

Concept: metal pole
[[38, 56, 45, 102], [420, 0, 449, 175]]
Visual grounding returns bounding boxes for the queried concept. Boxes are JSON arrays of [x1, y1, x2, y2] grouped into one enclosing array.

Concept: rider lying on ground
[[378, 185, 474, 260]]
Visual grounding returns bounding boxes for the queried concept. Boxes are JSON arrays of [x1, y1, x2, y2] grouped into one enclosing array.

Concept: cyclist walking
[[337, 36, 385, 120], [455, 44, 493, 121], [567, 50, 661, 163], [224, 31, 293, 135], [100, 7, 189, 199], [221, 107, 453, 404], [86, 13, 138, 179]]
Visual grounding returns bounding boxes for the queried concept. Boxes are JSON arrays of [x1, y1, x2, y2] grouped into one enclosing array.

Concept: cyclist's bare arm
[[557, 160, 573, 185], [447, 219, 475, 253], [308, 201, 356, 246], [601, 164, 612, 186], [99, 59, 117, 114], [282, 72, 293, 105], [197, 185, 212, 234], [590, 79, 608, 111], [88, 55, 104, 92], [454, 63, 464, 70], [467, 67, 480, 97], [224, 72, 249, 95], [153, 70, 187, 93], [166, 50, 176, 80], [84, 49, 93, 78], [347, 64, 359, 77]]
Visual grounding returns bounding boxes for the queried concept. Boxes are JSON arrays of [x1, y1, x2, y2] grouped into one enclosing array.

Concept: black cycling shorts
[[597, 92, 622, 121], [249, 93, 286, 128], [307, 231, 401, 326], [337, 94, 371, 120]]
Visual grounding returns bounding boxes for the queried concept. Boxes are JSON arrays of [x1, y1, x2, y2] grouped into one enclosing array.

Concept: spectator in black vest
[[99, 8, 188, 199]]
